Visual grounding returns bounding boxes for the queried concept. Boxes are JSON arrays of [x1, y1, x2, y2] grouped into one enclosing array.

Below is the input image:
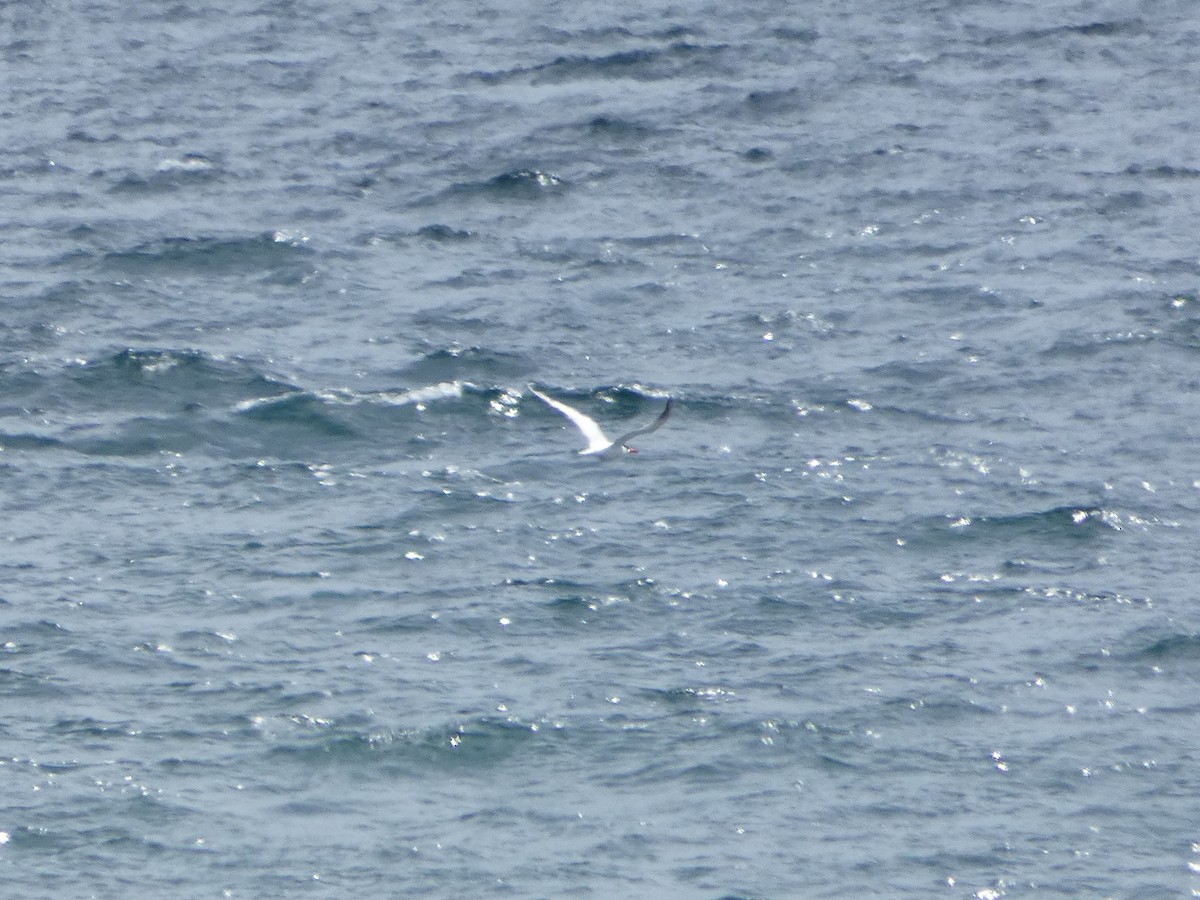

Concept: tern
[[528, 386, 673, 458]]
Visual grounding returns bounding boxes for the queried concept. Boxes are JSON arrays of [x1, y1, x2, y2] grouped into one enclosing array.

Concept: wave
[[107, 154, 222, 195], [392, 345, 533, 383], [893, 504, 1133, 562], [0, 348, 502, 458], [264, 712, 563, 772], [98, 232, 315, 284], [353, 223, 476, 248], [0, 343, 634, 459], [63, 348, 291, 413], [1132, 632, 1200, 665], [980, 19, 1145, 47], [468, 41, 728, 86], [583, 114, 658, 142], [1124, 163, 1200, 180], [934, 505, 1125, 541], [1042, 326, 1159, 359], [434, 169, 568, 205]]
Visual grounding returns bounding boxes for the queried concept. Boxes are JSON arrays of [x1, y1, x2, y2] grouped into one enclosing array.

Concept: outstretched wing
[[612, 397, 673, 448], [528, 386, 613, 454]]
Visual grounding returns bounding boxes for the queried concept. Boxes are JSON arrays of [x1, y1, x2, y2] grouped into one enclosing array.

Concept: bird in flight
[[528, 386, 673, 458]]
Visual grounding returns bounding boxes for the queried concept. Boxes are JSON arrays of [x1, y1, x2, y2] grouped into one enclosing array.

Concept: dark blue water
[[4, 1, 1200, 896]]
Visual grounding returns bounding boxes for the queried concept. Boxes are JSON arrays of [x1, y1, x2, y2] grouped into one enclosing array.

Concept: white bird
[[528, 386, 673, 458]]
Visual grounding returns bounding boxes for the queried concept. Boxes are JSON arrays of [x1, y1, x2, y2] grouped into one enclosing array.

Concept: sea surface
[[3, 1, 1200, 897]]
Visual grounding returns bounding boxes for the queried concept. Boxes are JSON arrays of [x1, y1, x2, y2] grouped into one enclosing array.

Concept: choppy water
[[4, 1, 1200, 896]]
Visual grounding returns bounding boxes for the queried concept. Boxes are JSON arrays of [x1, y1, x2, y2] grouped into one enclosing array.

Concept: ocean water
[[4, 0, 1200, 896]]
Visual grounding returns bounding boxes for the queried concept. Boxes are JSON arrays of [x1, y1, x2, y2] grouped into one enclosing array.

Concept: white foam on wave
[[323, 381, 465, 407], [234, 381, 465, 413], [156, 154, 214, 173]]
